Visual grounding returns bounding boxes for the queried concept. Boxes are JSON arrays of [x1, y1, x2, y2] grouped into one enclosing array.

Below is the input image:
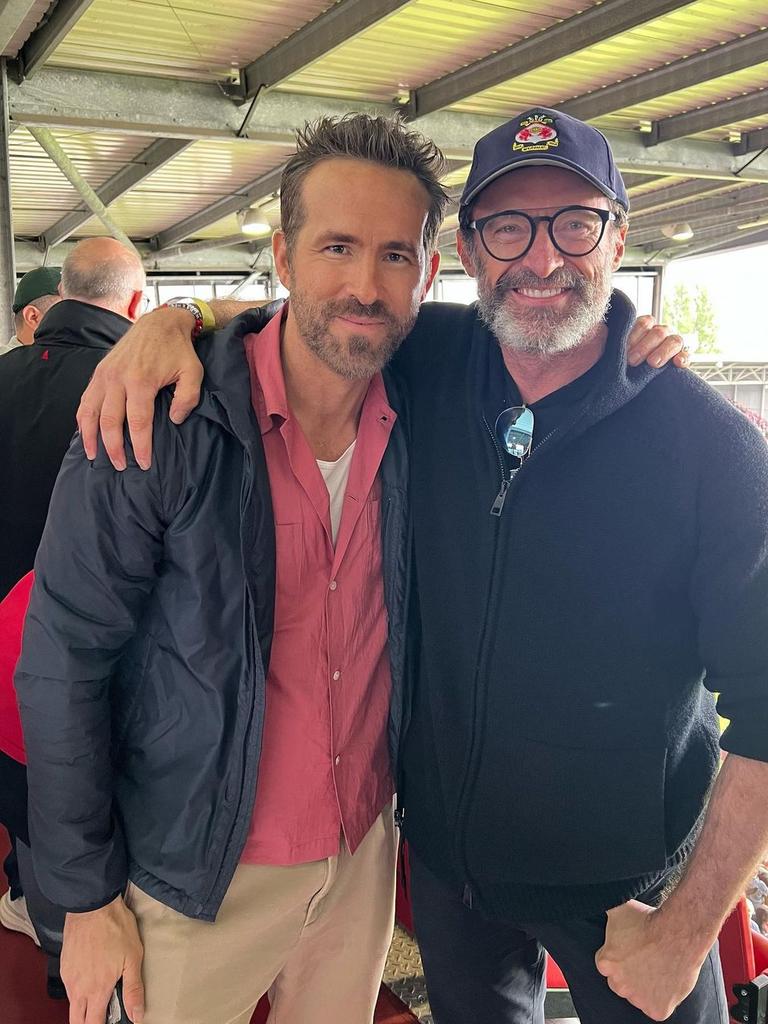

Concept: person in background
[[0, 267, 61, 357], [0, 238, 146, 998]]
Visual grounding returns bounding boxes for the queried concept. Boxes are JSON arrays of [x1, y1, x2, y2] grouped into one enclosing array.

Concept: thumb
[[169, 366, 203, 424], [121, 957, 145, 1024]]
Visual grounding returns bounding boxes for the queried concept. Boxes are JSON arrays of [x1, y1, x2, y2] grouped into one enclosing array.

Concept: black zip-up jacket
[[0, 300, 129, 599], [15, 309, 411, 920], [398, 293, 768, 922]]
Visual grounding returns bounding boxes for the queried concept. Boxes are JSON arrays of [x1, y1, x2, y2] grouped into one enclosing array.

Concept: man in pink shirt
[[17, 115, 441, 1024]]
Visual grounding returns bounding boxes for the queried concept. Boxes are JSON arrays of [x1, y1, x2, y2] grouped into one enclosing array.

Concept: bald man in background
[[0, 239, 146, 990]]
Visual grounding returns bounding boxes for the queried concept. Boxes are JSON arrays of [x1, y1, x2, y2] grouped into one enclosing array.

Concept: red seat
[[719, 898, 768, 1013]]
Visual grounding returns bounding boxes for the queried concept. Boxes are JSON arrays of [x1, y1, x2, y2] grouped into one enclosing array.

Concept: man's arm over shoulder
[[15, 413, 174, 913], [77, 299, 280, 471]]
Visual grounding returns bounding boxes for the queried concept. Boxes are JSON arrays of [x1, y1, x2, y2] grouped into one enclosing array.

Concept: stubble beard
[[475, 256, 614, 358], [289, 287, 420, 381]]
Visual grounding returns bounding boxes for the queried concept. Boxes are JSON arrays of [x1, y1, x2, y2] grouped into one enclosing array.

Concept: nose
[[345, 253, 382, 307], [519, 219, 564, 280]]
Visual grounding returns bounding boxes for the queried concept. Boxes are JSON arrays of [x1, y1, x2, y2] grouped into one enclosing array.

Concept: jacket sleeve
[[689, 399, 768, 762], [14, 427, 170, 912]]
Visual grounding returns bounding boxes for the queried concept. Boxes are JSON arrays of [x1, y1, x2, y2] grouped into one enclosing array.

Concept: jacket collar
[[193, 308, 267, 446], [34, 299, 132, 351]]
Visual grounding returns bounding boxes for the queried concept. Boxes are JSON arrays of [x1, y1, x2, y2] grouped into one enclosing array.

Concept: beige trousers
[[125, 805, 398, 1024]]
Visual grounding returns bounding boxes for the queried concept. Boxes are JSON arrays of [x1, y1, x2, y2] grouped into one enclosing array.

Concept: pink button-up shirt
[[240, 306, 396, 865]]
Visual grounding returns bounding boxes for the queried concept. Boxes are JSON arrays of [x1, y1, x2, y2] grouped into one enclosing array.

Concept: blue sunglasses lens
[[495, 406, 534, 458]]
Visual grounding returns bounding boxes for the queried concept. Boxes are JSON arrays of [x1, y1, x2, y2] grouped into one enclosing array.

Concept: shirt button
[[332, 670, 341, 681], [335, 755, 341, 766], [329, 580, 338, 591]]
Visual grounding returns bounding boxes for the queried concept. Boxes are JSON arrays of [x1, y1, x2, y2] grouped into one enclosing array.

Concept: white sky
[[663, 243, 768, 361]]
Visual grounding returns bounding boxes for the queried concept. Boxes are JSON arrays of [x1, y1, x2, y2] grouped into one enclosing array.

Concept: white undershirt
[[317, 440, 357, 545]]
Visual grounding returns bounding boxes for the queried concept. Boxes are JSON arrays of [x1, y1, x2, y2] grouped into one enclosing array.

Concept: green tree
[[663, 282, 720, 354], [693, 285, 719, 354]]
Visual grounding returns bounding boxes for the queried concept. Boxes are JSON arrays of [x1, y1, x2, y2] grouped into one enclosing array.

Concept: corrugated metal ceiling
[[6, 0, 768, 261]]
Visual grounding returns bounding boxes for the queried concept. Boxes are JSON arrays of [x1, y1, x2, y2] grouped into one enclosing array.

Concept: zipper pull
[[490, 478, 510, 517]]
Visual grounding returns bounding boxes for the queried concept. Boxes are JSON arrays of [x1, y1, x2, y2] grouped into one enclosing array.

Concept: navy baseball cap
[[459, 108, 629, 221]]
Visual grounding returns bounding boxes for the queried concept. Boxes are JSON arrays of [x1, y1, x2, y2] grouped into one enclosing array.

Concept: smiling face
[[273, 157, 439, 380], [458, 165, 627, 356]]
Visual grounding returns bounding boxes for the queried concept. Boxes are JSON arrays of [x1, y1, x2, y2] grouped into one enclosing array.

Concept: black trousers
[[0, 750, 29, 899], [410, 852, 729, 1024]]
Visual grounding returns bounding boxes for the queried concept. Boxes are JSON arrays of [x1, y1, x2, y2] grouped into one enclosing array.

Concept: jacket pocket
[[463, 714, 669, 887]]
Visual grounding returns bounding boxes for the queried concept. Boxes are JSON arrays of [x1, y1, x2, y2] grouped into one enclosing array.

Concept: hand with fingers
[[76, 305, 204, 472], [627, 314, 689, 370], [595, 900, 705, 1021], [61, 896, 145, 1024]]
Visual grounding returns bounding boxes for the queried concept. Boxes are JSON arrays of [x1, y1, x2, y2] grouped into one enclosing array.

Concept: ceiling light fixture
[[237, 208, 272, 236], [661, 222, 694, 242]]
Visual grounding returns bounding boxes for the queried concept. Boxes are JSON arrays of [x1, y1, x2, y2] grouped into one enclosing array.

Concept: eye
[[385, 252, 408, 263], [325, 244, 349, 255]]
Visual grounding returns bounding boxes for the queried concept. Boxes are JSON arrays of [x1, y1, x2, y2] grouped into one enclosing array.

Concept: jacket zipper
[[200, 442, 262, 912], [453, 416, 561, 906]]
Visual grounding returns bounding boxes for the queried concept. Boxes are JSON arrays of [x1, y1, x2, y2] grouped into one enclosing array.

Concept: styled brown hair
[[280, 113, 449, 255]]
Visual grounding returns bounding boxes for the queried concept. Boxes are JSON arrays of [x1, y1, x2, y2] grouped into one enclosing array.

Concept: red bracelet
[[159, 302, 204, 339]]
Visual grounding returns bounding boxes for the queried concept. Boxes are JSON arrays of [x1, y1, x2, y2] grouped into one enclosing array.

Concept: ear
[[456, 229, 478, 279], [273, 231, 292, 291], [611, 222, 627, 271], [22, 305, 40, 329], [421, 251, 441, 299], [127, 290, 145, 322]]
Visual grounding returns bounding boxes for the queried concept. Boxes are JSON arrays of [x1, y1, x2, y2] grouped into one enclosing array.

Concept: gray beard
[[476, 263, 613, 357]]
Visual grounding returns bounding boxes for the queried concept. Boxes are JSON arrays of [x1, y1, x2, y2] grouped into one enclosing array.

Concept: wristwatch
[[162, 297, 217, 338]]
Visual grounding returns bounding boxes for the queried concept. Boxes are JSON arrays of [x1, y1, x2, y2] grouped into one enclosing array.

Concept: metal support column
[[652, 263, 664, 323], [0, 60, 16, 340]]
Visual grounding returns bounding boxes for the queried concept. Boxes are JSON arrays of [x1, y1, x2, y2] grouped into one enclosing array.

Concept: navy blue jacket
[[16, 308, 411, 920], [399, 293, 768, 921]]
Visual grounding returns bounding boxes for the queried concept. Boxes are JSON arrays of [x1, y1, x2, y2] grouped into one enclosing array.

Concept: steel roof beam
[[733, 124, 768, 156], [630, 202, 768, 245], [629, 178, 736, 213], [41, 137, 191, 249], [240, 0, 412, 100], [14, 0, 97, 80], [409, 0, 695, 120], [0, 0, 43, 54], [561, 29, 768, 123], [650, 221, 768, 259], [147, 233, 252, 266], [646, 90, 768, 147], [631, 203, 768, 246], [630, 183, 768, 230], [684, 224, 768, 257], [153, 165, 285, 250], [0, 61, 16, 338], [7, 68, 768, 181]]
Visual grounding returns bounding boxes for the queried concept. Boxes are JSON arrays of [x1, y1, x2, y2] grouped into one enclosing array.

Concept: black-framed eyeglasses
[[469, 205, 617, 262], [495, 405, 534, 460]]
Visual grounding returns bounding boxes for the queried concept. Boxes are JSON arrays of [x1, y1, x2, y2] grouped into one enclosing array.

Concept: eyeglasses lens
[[481, 208, 604, 260]]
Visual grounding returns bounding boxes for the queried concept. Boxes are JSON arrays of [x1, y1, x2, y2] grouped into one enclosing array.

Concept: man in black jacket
[[0, 237, 145, 977], [0, 237, 147, 600], [15, 117, 443, 1024], [72, 111, 768, 1024]]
